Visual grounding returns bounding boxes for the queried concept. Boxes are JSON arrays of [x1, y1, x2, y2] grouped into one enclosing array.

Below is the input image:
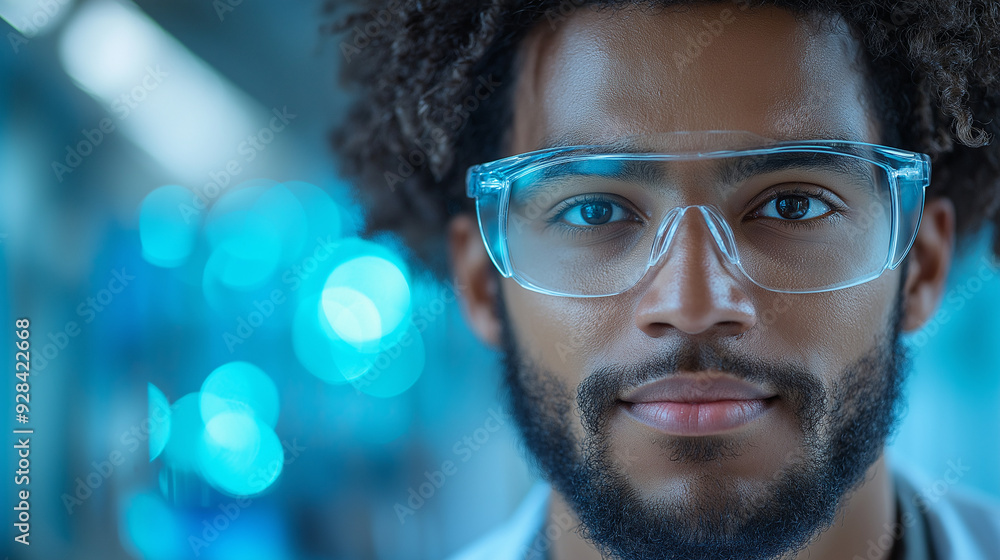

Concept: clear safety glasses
[[466, 131, 930, 297]]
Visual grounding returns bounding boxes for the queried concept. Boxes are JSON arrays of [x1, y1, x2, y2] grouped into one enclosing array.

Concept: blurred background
[[0, 1, 997, 559]]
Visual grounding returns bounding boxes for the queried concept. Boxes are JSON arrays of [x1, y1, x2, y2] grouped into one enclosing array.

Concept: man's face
[[496, 5, 909, 560]]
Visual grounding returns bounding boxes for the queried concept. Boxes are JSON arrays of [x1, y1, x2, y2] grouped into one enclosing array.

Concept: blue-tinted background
[[0, 1, 997, 559]]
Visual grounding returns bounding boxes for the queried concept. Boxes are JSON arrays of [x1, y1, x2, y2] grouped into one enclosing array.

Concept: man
[[332, 1, 1000, 558]]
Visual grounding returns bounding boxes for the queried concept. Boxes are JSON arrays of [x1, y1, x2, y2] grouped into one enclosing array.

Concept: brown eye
[[756, 193, 832, 221], [775, 195, 810, 219]]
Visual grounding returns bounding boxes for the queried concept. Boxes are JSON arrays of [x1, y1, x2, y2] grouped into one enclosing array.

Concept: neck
[[548, 453, 897, 560]]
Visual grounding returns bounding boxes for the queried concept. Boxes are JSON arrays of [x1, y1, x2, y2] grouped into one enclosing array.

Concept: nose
[[634, 206, 757, 337]]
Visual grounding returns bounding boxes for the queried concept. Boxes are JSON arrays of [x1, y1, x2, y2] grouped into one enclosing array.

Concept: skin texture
[[449, 5, 955, 560]]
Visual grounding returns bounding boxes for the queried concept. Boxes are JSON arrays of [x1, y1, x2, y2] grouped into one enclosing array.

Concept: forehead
[[509, 4, 878, 153]]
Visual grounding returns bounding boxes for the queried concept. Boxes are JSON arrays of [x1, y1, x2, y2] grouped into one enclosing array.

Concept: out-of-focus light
[[292, 295, 378, 384], [295, 240, 421, 388], [148, 383, 172, 462], [119, 493, 182, 560], [0, 0, 74, 38], [203, 219, 283, 290], [204, 412, 259, 453], [162, 392, 204, 471], [252, 185, 308, 266], [200, 184, 292, 292], [283, 180, 343, 243], [321, 286, 382, 344], [355, 325, 426, 398], [58, 0, 262, 182], [140, 184, 199, 267], [200, 361, 280, 428], [199, 412, 283, 497], [203, 182, 274, 247], [59, 0, 156, 100], [323, 255, 411, 344]]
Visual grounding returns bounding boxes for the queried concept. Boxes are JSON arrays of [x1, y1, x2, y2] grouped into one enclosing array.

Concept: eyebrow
[[537, 129, 870, 151], [512, 143, 877, 202], [538, 134, 655, 153], [714, 151, 875, 187], [513, 159, 668, 201]]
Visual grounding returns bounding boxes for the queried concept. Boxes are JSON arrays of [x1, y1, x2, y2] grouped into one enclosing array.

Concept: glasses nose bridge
[[647, 205, 740, 269]]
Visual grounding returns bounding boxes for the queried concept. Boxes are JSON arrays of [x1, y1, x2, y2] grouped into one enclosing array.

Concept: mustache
[[576, 343, 827, 435]]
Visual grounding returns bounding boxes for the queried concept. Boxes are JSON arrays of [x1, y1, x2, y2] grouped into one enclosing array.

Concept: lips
[[620, 373, 778, 436]]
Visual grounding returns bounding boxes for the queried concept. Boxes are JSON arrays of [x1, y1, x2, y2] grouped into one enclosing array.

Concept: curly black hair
[[326, 0, 1000, 274]]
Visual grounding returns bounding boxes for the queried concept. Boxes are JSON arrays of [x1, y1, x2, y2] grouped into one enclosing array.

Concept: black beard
[[498, 291, 909, 560]]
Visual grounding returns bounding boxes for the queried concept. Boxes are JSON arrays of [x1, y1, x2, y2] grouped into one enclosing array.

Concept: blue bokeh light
[[204, 214, 284, 290], [200, 361, 280, 428], [140, 184, 201, 268], [292, 294, 373, 384], [162, 392, 205, 471], [199, 412, 284, 497], [322, 254, 411, 344], [119, 493, 183, 560], [203, 181, 275, 242], [283, 180, 343, 243], [252, 184, 309, 266], [201, 182, 286, 296], [148, 383, 172, 462], [320, 286, 383, 345], [354, 324, 426, 398]]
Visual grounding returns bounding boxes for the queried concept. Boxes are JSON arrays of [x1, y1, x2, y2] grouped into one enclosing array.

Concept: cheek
[[748, 271, 902, 387], [501, 278, 631, 381]]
